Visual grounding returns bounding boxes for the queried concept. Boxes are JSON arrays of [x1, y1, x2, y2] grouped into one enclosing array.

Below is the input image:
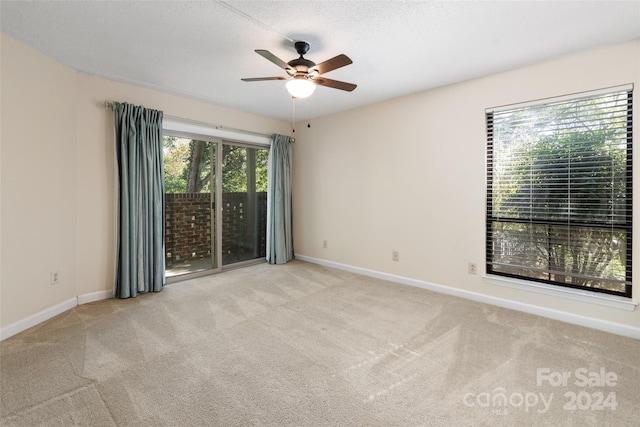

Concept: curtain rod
[[104, 101, 283, 141]]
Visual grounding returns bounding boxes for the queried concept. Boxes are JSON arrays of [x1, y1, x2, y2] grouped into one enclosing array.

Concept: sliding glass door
[[163, 133, 268, 279], [221, 145, 269, 265], [163, 136, 218, 277]]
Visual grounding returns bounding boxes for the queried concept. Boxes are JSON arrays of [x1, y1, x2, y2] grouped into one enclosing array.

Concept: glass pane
[[488, 89, 631, 296], [164, 137, 217, 277], [221, 145, 268, 265], [490, 221, 628, 294], [491, 91, 629, 225]]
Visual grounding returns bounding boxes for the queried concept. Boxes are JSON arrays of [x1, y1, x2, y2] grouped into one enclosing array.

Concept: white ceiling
[[2, 1, 639, 122]]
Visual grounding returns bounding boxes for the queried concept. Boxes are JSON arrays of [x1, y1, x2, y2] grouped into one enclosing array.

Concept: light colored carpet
[[1, 260, 639, 426]]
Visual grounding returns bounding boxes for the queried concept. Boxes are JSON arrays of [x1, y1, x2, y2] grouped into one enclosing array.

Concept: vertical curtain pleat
[[266, 134, 293, 264], [114, 102, 164, 298]]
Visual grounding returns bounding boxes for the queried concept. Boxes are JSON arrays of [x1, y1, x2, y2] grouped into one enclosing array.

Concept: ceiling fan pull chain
[[292, 96, 296, 133]]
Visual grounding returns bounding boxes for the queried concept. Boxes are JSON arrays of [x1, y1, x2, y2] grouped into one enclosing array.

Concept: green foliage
[[163, 136, 190, 193], [222, 146, 269, 193], [492, 92, 630, 292], [163, 136, 269, 194]]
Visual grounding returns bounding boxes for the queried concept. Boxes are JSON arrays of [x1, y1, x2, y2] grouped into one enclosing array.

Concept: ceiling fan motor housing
[[288, 41, 316, 76], [288, 57, 316, 72]]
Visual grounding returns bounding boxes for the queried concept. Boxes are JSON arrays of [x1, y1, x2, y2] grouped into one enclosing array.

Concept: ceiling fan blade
[[255, 49, 292, 72], [314, 77, 357, 92], [241, 76, 288, 82], [312, 54, 352, 75]]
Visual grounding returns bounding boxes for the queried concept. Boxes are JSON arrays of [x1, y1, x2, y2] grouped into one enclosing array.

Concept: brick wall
[[165, 192, 267, 267]]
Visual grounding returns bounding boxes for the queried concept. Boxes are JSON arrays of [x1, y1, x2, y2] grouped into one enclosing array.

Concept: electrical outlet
[[468, 263, 477, 275], [51, 271, 60, 285], [323, 240, 328, 249], [392, 251, 399, 262]]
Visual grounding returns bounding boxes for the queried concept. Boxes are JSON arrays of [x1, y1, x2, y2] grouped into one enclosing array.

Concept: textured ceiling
[[1, 1, 639, 122]]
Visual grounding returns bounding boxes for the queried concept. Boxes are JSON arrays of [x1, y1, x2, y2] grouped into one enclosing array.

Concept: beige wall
[[1, 33, 289, 329], [2, 30, 639, 333], [1, 34, 79, 328], [292, 39, 640, 328]]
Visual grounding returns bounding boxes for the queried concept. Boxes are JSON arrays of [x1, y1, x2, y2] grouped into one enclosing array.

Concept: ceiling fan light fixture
[[243, 42, 355, 96], [286, 78, 316, 98]]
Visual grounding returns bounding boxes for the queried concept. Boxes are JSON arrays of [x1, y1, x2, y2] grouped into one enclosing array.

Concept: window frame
[[485, 85, 633, 298]]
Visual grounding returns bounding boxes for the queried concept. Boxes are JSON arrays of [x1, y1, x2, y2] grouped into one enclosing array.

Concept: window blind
[[486, 86, 632, 297]]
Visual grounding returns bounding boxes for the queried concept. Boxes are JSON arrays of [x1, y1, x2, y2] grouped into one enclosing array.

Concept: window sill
[[483, 275, 637, 311]]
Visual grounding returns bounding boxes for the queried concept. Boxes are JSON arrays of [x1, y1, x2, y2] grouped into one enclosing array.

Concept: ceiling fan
[[241, 41, 357, 98]]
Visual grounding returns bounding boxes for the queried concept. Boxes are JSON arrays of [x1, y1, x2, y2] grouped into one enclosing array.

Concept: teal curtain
[[114, 102, 165, 298], [266, 134, 293, 264]]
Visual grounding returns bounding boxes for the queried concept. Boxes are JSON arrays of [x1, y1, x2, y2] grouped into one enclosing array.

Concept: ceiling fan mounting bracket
[[294, 41, 310, 57]]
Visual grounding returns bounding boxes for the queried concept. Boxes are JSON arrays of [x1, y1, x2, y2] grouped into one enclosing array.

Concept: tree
[[163, 137, 269, 194], [163, 136, 190, 193], [492, 92, 629, 292], [186, 140, 210, 193]]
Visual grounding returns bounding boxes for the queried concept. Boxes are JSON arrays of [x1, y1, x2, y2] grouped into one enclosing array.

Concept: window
[[486, 86, 633, 297]]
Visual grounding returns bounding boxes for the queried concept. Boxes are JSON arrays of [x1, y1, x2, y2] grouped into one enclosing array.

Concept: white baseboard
[[0, 290, 113, 341], [294, 254, 640, 340], [0, 297, 77, 341], [77, 290, 113, 305]]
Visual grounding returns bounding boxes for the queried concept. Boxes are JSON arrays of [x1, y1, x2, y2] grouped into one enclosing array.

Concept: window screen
[[486, 86, 632, 297]]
